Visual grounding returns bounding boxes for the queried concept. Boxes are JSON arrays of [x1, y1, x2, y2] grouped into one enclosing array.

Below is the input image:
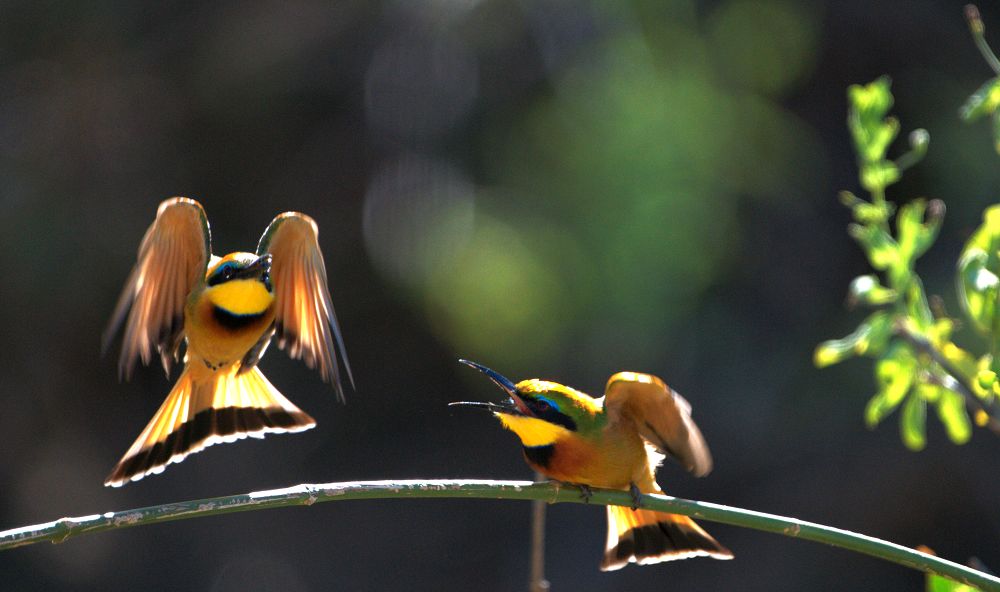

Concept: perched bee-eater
[[102, 197, 352, 487], [453, 360, 732, 570]]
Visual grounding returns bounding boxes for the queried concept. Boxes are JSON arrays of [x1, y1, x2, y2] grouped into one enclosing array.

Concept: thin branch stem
[[529, 472, 550, 592], [967, 5, 1000, 74], [894, 322, 1000, 436], [1, 479, 997, 590]]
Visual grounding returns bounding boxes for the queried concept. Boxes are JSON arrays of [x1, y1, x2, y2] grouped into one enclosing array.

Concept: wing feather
[[257, 212, 353, 400], [603, 372, 713, 477], [102, 198, 211, 379]]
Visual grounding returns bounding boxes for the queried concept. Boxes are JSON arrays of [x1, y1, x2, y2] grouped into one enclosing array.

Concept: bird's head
[[205, 252, 274, 315], [451, 359, 602, 447]]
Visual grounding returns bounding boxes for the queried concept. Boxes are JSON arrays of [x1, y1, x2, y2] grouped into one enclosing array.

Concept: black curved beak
[[235, 254, 272, 280], [447, 400, 519, 413], [452, 359, 523, 415], [458, 359, 517, 396]]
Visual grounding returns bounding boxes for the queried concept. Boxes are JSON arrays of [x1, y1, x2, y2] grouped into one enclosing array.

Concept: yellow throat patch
[[207, 279, 273, 315], [497, 412, 573, 447]]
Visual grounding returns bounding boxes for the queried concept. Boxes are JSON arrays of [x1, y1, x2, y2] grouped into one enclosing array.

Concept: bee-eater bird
[[102, 197, 352, 487], [453, 360, 732, 570]]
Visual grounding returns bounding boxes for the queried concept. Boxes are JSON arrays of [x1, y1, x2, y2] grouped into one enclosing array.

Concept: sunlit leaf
[[896, 199, 943, 266], [815, 311, 892, 367], [851, 202, 892, 225], [927, 572, 981, 592], [905, 279, 934, 330], [849, 76, 893, 123], [957, 205, 1000, 334], [915, 382, 943, 403], [848, 78, 895, 162], [936, 390, 972, 445], [959, 76, 1000, 122], [976, 369, 997, 391], [847, 274, 897, 307], [929, 318, 955, 345], [901, 390, 927, 450], [865, 342, 916, 427], [849, 223, 898, 270], [860, 160, 900, 193], [941, 342, 979, 379]]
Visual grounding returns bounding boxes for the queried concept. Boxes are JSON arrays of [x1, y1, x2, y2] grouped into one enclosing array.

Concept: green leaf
[[847, 274, 897, 307], [865, 342, 916, 427], [851, 202, 892, 225], [848, 77, 899, 164], [993, 109, 1000, 155], [849, 223, 898, 270], [896, 199, 943, 266], [936, 390, 973, 445], [905, 278, 934, 331], [860, 160, 901, 193], [958, 251, 999, 334], [957, 205, 1000, 334], [959, 76, 1000, 122], [815, 312, 893, 368], [976, 369, 997, 391], [915, 382, 943, 403], [928, 572, 981, 592], [849, 76, 893, 123], [901, 390, 927, 450]]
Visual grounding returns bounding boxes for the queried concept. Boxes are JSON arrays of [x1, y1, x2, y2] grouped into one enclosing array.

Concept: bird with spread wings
[[102, 197, 352, 487]]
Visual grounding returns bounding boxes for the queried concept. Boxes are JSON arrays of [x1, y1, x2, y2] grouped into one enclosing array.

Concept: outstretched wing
[[257, 212, 353, 401], [603, 372, 713, 477], [102, 198, 211, 380]]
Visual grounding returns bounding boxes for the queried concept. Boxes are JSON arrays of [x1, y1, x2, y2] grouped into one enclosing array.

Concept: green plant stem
[[529, 472, 550, 592], [967, 4, 1000, 74], [1, 479, 997, 590], [894, 323, 1000, 436]]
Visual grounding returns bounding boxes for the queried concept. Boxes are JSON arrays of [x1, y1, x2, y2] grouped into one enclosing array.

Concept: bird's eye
[[222, 265, 233, 279]]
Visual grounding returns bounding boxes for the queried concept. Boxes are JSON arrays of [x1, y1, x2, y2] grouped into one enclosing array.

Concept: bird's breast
[[526, 429, 648, 489], [184, 290, 275, 368]]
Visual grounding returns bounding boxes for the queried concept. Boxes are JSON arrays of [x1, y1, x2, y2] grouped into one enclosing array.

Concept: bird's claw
[[629, 483, 642, 511], [578, 483, 594, 503]]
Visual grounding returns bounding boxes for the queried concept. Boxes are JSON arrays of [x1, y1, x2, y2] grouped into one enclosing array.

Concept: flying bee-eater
[[452, 360, 732, 570], [102, 197, 352, 487]]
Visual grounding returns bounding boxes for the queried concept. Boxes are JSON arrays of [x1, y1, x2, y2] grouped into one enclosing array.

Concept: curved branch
[[1, 479, 997, 590]]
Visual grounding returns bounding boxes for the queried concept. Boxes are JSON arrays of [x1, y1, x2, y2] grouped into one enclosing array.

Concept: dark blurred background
[[1, 0, 999, 590]]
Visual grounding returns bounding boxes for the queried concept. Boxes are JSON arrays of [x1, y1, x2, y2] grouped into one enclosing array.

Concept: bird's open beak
[[450, 359, 526, 415]]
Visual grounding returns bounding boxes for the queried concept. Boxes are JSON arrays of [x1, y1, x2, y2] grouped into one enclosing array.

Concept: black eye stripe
[[524, 396, 576, 431], [207, 263, 237, 286]]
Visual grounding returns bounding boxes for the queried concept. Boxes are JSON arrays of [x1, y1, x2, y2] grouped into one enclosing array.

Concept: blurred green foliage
[[396, 0, 824, 368], [816, 72, 1000, 450], [927, 571, 981, 592], [961, 4, 1000, 154]]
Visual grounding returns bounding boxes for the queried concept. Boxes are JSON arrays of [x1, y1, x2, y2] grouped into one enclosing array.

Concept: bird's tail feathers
[[601, 504, 733, 571], [105, 363, 315, 487]]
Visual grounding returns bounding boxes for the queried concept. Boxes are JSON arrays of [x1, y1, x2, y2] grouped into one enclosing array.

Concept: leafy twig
[[894, 323, 1000, 436], [1, 479, 997, 590]]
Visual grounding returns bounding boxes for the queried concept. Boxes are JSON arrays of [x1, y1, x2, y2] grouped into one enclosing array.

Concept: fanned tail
[[601, 504, 733, 571], [105, 363, 315, 487]]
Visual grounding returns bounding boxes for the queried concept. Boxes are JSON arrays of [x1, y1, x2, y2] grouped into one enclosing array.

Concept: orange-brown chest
[[525, 427, 648, 489]]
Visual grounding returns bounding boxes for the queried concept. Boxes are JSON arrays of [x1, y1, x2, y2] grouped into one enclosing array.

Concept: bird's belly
[[184, 299, 274, 368]]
